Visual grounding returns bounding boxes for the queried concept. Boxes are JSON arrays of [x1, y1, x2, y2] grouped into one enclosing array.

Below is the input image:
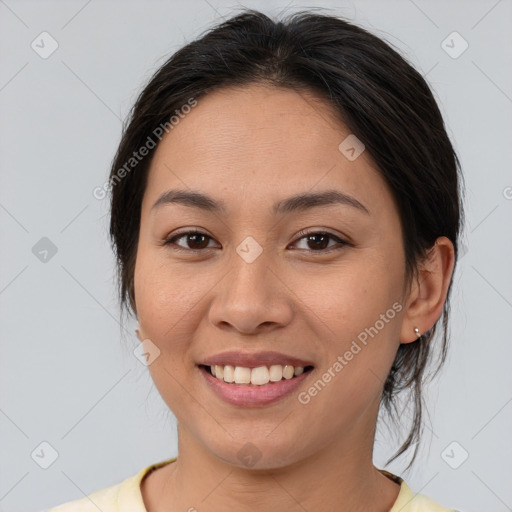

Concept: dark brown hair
[[108, 9, 465, 468]]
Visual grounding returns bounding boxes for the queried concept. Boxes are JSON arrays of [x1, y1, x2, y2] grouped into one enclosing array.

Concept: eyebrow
[[151, 189, 370, 215]]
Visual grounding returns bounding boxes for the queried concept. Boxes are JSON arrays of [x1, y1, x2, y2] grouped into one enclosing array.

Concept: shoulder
[[390, 478, 459, 512], [45, 479, 124, 512], [44, 458, 176, 512]]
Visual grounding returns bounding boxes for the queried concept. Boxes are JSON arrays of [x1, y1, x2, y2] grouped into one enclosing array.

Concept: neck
[[151, 424, 400, 512]]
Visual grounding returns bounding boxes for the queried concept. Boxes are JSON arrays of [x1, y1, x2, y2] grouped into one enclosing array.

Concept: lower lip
[[199, 366, 313, 407]]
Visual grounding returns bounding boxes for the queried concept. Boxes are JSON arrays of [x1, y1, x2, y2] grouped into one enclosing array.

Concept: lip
[[201, 350, 314, 369], [199, 364, 313, 407]]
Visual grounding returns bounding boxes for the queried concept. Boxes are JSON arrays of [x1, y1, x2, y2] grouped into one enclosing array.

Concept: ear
[[399, 236, 456, 344]]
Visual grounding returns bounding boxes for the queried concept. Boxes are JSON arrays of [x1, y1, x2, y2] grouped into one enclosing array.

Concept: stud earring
[[414, 327, 421, 338]]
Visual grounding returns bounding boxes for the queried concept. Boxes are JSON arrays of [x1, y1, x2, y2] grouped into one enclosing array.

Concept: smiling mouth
[[199, 364, 314, 386]]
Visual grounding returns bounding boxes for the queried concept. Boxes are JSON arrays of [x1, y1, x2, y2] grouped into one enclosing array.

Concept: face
[[134, 84, 409, 469]]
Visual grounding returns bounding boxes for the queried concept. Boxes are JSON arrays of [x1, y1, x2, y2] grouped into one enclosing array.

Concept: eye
[[290, 230, 348, 253], [163, 230, 219, 252], [163, 229, 349, 254]]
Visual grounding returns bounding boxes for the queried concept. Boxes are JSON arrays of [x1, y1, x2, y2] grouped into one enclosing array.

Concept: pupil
[[190, 234, 208, 249], [308, 234, 328, 250]]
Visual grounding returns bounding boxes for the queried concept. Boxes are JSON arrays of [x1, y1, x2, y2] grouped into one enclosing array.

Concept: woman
[[48, 8, 463, 512]]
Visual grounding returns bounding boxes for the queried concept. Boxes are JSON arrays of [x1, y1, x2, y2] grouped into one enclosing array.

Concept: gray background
[[1, 0, 511, 511]]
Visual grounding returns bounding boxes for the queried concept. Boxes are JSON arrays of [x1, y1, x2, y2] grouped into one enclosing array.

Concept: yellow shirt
[[46, 458, 458, 511]]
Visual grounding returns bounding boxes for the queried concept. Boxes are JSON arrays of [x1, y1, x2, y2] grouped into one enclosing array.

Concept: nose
[[208, 247, 294, 335]]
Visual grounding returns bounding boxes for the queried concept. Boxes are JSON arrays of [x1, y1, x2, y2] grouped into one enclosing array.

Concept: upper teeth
[[210, 364, 305, 385]]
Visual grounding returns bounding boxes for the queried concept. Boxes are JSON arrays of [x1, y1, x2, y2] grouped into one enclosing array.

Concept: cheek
[[296, 259, 401, 338], [134, 250, 206, 341], [134, 253, 200, 417], [296, 257, 404, 386]]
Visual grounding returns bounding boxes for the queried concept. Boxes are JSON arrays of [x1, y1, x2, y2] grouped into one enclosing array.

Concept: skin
[[133, 84, 455, 511]]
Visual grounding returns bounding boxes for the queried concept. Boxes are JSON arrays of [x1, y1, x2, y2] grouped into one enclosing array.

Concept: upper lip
[[201, 350, 314, 369]]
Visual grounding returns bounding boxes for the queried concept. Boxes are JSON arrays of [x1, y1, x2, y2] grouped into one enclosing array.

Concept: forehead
[[142, 84, 394, 218]]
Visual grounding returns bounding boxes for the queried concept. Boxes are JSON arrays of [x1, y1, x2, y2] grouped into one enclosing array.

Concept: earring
[[414, 327, 421, 338]]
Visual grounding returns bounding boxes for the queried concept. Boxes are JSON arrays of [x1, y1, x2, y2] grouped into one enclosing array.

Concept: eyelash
[[162, 229, 349, 255]]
